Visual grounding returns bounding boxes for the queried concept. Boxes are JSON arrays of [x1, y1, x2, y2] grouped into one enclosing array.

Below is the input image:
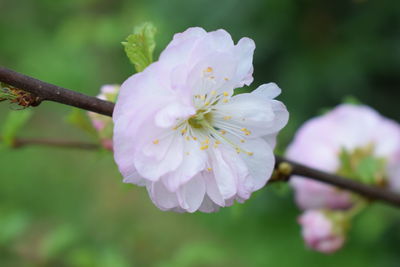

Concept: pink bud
[[298, 210, 346, 254], [87, 85, 119, 151]]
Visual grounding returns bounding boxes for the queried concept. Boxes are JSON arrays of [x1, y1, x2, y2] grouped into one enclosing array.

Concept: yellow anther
[[186, 136, 191, 141], [215, 140, 221, 145], [210, 90, 217, 96], [241, 128, 251, 136], [223, 116, 232, 120], [203, 139, 210, 144], [153, 139, 159, 144], [205, 67, 213, 72], [240, 139, 245, 143], [220, 130, 226, 135], [181, 129, 187, 134], [223, 91, 229, 96], [205, 101, 210, 106], [235, 148, 241, 154], [200, 145, 209, 150], [223, 98, 229, 103], [192, 136, 198, 141], [207, 167, 213, 172], [224, 77, 229, 81], [247, 152, 254, 156]]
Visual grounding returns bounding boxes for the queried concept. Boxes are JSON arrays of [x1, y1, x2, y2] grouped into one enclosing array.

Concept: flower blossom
[[88, 84, 119, 150], [113, 27, 289, 212], [298, 210, 346, 254], [287, 104, 400, 210]]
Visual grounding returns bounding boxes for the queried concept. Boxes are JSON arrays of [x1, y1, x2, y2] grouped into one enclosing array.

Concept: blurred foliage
[[1, 0, 400, 266], [1, 109, 33, 147]]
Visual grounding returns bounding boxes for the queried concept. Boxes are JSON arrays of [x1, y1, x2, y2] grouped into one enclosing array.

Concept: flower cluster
[[287, 104, 400, 253], [88, 84, 119, 150], [113, 28, 289, 213]]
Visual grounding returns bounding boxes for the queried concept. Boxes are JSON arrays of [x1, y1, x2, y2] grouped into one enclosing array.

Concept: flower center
[[188, 109, 213, 129]]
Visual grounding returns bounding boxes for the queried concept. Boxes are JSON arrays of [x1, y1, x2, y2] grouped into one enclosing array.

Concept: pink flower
[[298, 210, 346, 254], [88, 85, 119, 150], [287, 104, 400, 210], [113, 27, 289, 213]]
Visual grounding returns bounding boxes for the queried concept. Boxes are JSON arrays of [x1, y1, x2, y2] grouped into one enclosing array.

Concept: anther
[[153, 139, 159, 144]]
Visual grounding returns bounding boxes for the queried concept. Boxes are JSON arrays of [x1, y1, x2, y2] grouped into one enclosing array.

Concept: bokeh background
[[1, 0, 400, 266]]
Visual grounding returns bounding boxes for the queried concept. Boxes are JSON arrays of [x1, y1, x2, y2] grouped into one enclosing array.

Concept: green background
[[1, 0, 400, 266]]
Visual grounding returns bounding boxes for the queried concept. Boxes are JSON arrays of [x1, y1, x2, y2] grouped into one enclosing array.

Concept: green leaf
[[122, 22, 157, 72], [65, 108, 98, 138], [1, 109, 33, 146], [356, 156, 386, 185], [337, 146, 387, 185], [342, 95, 363, 105]]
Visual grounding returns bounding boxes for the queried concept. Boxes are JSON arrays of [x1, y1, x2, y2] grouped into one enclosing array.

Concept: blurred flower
[[287, 104, 400, 210], [299, 210, 347, 254], [88, 85, 119, 150], [113, 27, 289, 213]]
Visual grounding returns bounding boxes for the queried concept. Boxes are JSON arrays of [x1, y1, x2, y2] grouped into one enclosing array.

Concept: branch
[[1, 66, 400, 208], [0, 67, 114, 116]]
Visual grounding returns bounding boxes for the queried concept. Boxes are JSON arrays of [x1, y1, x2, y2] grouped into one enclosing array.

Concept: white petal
[[208, 148, 239, 199], [214, 91, 288, 138], [162, 139, 207, 192], [233, 37, 255, 86], [176, 174, 206, 212], [198, 195, 220, 213], [148, 181, 179, 211], [154, 102, 195, 128], [252, 83, 282, 99], [239, 138, 275, 190], [134, 133, 184, 181]]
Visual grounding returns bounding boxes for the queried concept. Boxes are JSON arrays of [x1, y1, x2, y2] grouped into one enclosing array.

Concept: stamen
[[223, 116, 232, 120], [207, 167, 213, 172], [241, 128, 251, 136], [153, 139, 159, 144], [223, 92, 229, 96]]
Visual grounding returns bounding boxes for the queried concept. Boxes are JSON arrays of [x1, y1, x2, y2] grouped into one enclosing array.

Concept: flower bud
[[298, 210, 347, 254], [87, 85, 119, 150]]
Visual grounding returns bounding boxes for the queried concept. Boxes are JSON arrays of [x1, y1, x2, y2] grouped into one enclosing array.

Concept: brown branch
[[1, 66, 400, 208], [0, 67, 114, 116]]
